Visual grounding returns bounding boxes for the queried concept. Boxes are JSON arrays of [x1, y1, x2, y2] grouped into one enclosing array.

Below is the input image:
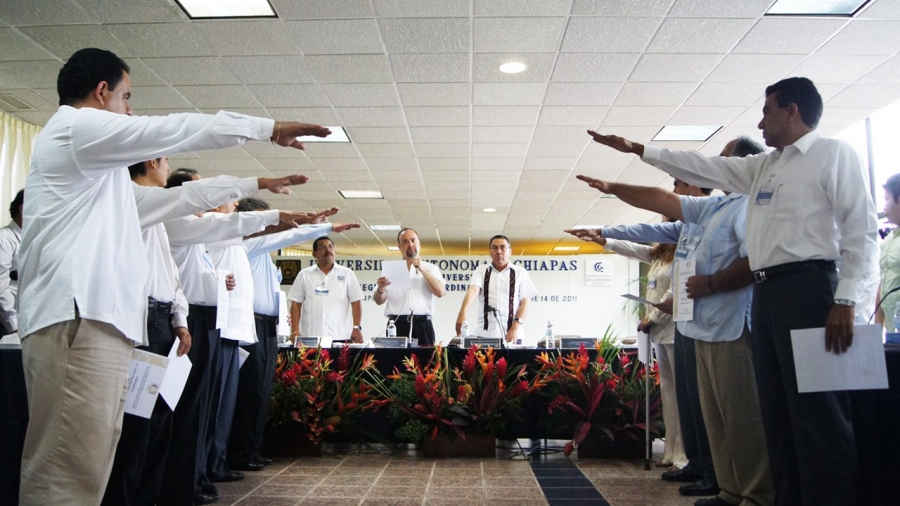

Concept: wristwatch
[[833, 299, 856, 308], [514, 317, 524, 325], [353, 325, 362, 331]]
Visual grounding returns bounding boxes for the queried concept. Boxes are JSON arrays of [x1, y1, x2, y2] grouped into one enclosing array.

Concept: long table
[[2, 344, 898, 502]]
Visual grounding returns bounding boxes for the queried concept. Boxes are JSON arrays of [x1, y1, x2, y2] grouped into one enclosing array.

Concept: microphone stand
[[869, 285, 900, 323]]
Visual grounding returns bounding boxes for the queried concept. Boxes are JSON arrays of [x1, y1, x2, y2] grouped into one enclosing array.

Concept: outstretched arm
[[575, 175, 684, 221]]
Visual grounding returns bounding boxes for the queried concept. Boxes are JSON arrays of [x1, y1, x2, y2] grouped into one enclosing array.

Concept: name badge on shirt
[[755, 188, 774, 205], [315, 286, 329, 295], [648, 279, 657, 289]]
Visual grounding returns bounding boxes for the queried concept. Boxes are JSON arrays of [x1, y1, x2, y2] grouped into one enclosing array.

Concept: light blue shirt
[[244, 224, 331, 316], [602, 193, 751, 342]]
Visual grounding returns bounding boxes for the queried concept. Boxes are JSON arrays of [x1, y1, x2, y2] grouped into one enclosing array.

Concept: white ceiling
[[2, 0, 900, 255]]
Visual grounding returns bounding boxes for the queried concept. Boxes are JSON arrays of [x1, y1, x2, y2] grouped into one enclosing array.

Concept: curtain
[[0, 111, 41, 227]]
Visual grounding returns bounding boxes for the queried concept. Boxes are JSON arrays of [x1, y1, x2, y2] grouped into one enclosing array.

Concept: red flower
[[337, 343, 351, 372], [619, 354, 630, 366], [281, 370, 297, 386], [497, 357, 508, 378], [462, 346, 476, 376]]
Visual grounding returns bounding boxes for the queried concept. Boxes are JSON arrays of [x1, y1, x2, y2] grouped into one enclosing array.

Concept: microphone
[[411, 252, 420, 274]]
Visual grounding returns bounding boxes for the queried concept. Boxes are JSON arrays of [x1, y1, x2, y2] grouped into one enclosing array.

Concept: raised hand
[[258, 174, 309, 195], [331, 222, 361, 233], [563, 228, 604, 245], [575, 175, 616, 194], [270, 122, 331, 150], [587, 130, 643, 156]]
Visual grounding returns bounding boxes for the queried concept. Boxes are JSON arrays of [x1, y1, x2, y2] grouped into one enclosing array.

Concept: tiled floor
[[214, 440, 704, 506]]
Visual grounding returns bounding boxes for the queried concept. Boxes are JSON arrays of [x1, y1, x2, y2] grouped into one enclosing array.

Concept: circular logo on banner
[[593, 262, 604, 272]]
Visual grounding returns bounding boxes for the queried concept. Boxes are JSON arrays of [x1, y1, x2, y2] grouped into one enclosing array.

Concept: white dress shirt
[[207, 236, 256, 344], [288, 263, 363, 339], [642, 130, 878, 304], [381, 260, 443, 316], [0, 221, 21, 333], [167, 210, 278, 307], [244, 224, 331, 316], [469, 263, 538, 340], [18, 105, 274, 342]]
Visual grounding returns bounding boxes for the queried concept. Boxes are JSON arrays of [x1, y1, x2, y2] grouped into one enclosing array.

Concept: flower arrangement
[[375, 345, 543, 443], [534, 339, 661, 456], [270, 344, 387, 442]]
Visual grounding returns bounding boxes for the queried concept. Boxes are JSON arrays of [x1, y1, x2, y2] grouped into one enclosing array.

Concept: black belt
[[254, 313, 278, 323], [753, 260, 836, 284], [389, 314, 432, 322], [148, 298, 174, 314], [188, 304, 217, 316]]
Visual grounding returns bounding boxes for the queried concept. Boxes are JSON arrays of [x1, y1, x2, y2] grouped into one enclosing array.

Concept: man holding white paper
[[373, 228, 445, 345]]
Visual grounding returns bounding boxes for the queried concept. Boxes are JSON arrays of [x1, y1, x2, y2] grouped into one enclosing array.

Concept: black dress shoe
[[254, 456, 273, 465], [661, 468, 703, 482], [695, 497, 735, 506], [210, 470, 245, 483], [230, 461, 265, 472], [679, 479, 720, 496], [201, 483, 219, 496], [194, 491, 220, 505]]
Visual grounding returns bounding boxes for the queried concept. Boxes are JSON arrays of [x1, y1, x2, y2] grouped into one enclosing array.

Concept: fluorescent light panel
[[369, 224, 401, 231], [653, 125, 721, 142], [176, 0, 276, 19], [297, 126, 350, 143], [571, 225, 603, 230], [554, 246, 580, 251], [499, 62, 527, 74], [339, 190, 383, 199], [387, 246, 400, 251], [766, 0, 870, 16]]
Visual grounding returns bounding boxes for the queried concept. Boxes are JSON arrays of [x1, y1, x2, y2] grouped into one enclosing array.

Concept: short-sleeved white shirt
[[469, 263, 538, 340], [288, 263, 363, 340]]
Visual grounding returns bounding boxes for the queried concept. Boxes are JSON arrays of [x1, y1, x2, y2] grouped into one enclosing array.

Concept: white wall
[[278, 254, 642, 346]]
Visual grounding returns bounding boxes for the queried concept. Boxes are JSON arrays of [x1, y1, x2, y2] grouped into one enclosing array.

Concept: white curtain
[[0, 111, 41, 227]]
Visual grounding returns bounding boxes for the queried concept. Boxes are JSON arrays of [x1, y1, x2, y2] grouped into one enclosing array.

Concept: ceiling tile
[[732, 18, 847, 54], [473, 83, 546, 105], [705, 54, 806, 83], [523, 157, 578, 170], [543, 82, 622, 106], [405, 106, 470, 126], [356, 143, 415, 158], [219, 56, 315, 85], [613, 82, 698, 106], [305, 55, 393, 83], [19, 25, 131, 60], [397, 83, 470, 106], [473, 126, 533, 143], [414, 143, 469, 157], [602, 106, 676, 126], [0, 0, 96, 25], [629, 53, 724, 82], [409, 126, 469, 143], [305, 144, 363, 159], [827, 84, 900, 109], [473, 53, 556, 82], [472, 143, 528, 157], [323, 84, 400, 107], [266, 107, 340, 125], [379, 18, 469, 53], [193, 20, 299, 56], [419, 157, 469, 171], [0, 60, 62, 88], [561, 17, 662, 53], [527, 142, 588, 158], [73, 0, 185, 23], [249, 84, 330, 108], [180, 85, 265, 109], [538, 106, 607, 126], [0, 88, 56, 111], [390, 53, 470, 82], [571, 0, 671, 16], [269, 0, 374, 19], [472, 157, 523, 171], [474, 17, 567, 53], [531, 126, 591, 144], [375, 0, 469, 17], [684, 83, 764, 106], [315, 170, 373, 182], [858, 55, 900, 84], [0, 28, 55, 60], [552, 53, 641, 82], [668, 0, 771, 17], [668, 106, 746, 125], [142, 57, 239, 85], [334, 106, 407, 127], [286, 19, 384, 55], [817, 20, 900, 55], [422, 170, 470, 181], [472, 170, 521, 182], [128, 85, 191, 109], [314, 158, 366, 171], [346, 127, 411, 144], [367, 158, 420, 171], [786, 54, 888, 84], [475, 0, 571, 16], [473, 105, 540, 125], [103, 23, 215, 58], [647, 18, 756, 53], [860, 0, 900, 19]]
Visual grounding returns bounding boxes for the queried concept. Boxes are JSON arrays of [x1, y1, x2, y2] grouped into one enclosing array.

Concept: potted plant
[[534, 339, 662, 458]]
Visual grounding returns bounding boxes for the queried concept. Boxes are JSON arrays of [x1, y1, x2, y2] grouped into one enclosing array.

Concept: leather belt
[[389, 314, 432, 322], [254, 313, 278, 323], [753, 260, 836, 284], [148, 298, 174, 314]]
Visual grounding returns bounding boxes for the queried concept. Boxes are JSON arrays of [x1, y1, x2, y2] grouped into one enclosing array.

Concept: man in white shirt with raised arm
[[586, 77, 878, 506], [456, 235, 537, 344], [16, 47, 330, 506], [0, 189, 22, 337]]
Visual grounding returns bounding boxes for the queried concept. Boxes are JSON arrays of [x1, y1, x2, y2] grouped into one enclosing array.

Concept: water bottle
[[546, 321, 555, 348], [460, 320, 469, 338], [387, 319, 397, 338], [893, 303, 900, 333]]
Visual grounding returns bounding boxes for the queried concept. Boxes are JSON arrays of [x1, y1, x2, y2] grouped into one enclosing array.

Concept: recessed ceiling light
[[554, 246, 580, 251], [297, 126, 350, 143], [483, 208, 497, 213], [387, 246, 400, 251], [499, 62, 527, 74], [370, 224, 401, 231], [339, 190, 383, 199], [653, 125, 722, 142], [176, 0, 276, 19], [766, 0, 870, 16], [571, 224, 603, 230]]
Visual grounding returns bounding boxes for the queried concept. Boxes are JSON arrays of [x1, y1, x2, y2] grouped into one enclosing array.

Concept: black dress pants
[[392, 316, 436, 346], [673, 329, 715, 482]]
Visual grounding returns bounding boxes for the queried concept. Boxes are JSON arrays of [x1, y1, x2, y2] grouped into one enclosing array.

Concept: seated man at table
[[456, 235, 537, 343]]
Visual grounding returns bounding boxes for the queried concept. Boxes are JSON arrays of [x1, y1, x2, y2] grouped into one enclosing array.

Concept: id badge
[[648, 279, 657, 289], [755, 187, 774, 205], [315, 285, 329, 295]]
